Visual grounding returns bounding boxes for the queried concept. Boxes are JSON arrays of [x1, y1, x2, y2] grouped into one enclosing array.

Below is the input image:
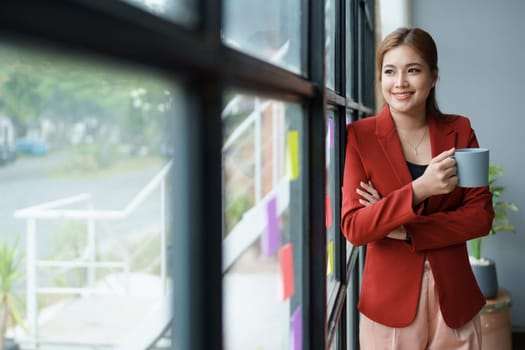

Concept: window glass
[[325, 109, 336, 299], [222, 92, 304, 349], [0, 39, 177, 348], [121, 0, 197, 27], [222, 0, 305, 75], [325, 0, 336, 90], [345, 111, 355, 262], [345, 0, 354, 99], [330, 335, 339, 350]]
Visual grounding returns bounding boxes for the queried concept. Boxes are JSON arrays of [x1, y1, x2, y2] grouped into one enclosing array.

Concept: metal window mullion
[[363, 0, 376, 110], [346, 4, 363, 350], [359, 0, 374, 32], [346, 246, 360, 350], [335, 0, 345, 97], [328, 102, 349, 350], [357, 0, 365, 118], [347, 0, 359, 121], [305, 0, 327, 349], [171, 77, 223, 350], [334, 0, 348, 348], [172, 1, 223, 350], [223, 47, 315, 100], [0, 1, 219, 74], [327, 89, 347, 107], [199, 0, 221, 44]]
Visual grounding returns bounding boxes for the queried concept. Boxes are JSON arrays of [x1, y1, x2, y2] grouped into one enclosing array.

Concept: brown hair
[[376, 27, 441, 115]]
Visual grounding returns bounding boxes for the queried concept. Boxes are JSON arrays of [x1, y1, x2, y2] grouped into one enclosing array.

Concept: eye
[[383, 69, 394, 75], [408, 67, 421, 73]]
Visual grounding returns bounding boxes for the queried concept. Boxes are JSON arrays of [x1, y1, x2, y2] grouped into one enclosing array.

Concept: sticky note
[[286, 130, 299, 181], [290, 305, 303, 350], [279, 243, 295, 300], [325, 194, 332, 228], [327, 240, 334, 276], [261, 196, 280, 257]]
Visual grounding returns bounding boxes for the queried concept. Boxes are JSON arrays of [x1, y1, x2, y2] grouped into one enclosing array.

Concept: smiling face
[[380, 44, 437, 119]]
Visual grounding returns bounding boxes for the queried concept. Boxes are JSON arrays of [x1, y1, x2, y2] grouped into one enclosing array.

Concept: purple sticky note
[[261, 196, 280, 257], [290, 305, 303, 350], [328, 119, 334, 149]]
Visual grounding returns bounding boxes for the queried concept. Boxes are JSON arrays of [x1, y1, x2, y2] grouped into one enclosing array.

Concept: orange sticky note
[[327, 241, 334, 276], [279, 243, 295, 300], [325, 194, 332, 228], [286, 130, 299, 180]]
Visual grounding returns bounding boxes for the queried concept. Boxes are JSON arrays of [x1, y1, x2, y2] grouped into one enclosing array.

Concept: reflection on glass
[[121, 0, 197, 27], [223, 0, 305, 75], [222, 92, 303, 349], [346, 112, 354, 261], [326, 0, 335, 89], [326, 111, 337, 301], [345, 0, 354, 99], [0, 39, 177, 349]]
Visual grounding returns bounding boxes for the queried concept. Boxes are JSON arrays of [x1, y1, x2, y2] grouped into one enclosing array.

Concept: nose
[[395, 72, 408, 88]]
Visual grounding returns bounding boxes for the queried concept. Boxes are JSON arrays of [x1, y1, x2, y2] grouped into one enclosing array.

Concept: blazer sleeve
[[341, 124, 421, 246], [406, 188, 493, 252]]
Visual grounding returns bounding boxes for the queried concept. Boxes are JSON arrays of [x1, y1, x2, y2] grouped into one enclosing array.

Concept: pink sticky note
[[325, 194, 332, 228], [290, 305, 303, 350], [261, 196, 280, 257], [279, 243, 295, 300]]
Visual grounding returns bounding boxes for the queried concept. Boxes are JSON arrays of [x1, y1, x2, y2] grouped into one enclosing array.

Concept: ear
[[431, 69, 438, 87]]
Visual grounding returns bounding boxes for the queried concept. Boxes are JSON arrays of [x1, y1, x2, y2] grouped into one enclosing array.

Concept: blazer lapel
[[426, 113, 457, 210], [428, 113, 457, 157], [375, 106, 413, 187]]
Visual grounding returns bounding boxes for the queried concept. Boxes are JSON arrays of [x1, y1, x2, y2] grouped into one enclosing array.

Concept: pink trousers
[[359, 260, 482, 350]]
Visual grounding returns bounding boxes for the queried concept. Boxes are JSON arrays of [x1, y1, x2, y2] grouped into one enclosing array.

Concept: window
[[326, 0, 336, 89], [1, 1, 376, 349], [223, 0, 305, 74], [222, 93, 304, 349], [0, 38, 177, 348]]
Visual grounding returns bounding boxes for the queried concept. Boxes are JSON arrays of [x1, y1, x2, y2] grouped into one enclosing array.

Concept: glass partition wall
[[0, 0, 375, 349]]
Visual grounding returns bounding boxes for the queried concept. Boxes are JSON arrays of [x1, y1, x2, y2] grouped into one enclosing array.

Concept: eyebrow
[[383, 62, 424, 69]]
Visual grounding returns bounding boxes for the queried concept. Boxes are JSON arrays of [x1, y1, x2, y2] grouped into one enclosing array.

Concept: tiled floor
[[13, 273, 168, 350]]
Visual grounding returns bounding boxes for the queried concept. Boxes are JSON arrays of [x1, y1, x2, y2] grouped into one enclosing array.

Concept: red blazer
[[341, 105, 494, 329]]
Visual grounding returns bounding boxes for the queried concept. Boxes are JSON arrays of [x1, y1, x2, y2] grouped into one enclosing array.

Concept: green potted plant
[[0, 236, 25, 350], [469, 165, 519, 299]]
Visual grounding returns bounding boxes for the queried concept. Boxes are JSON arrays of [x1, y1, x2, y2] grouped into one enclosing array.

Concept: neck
[[389, 106, 428, 131]]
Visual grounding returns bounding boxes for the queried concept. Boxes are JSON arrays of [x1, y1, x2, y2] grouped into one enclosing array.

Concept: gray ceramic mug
[[453, 148, 489, 187]]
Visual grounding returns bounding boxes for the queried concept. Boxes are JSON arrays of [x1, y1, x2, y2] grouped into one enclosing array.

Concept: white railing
[[14, 160, 172, 348], [221, 41, 290, 268], [222, 95, 289, 270], [222, 177, 289, 272]]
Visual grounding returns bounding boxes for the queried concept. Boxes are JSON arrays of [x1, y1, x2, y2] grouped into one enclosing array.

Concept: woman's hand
[[356, 180, 381, 206], [356, 180, 407, 240], [412, 147, 458, 205]]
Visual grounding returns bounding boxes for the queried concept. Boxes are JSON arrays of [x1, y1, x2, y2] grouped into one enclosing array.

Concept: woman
[[340, 27, 494, 349]]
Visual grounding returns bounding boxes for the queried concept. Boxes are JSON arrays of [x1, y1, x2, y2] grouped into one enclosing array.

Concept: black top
[[407, 161, 427, 180]]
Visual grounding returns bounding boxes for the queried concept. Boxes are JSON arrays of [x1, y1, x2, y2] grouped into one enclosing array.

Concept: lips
[[392, 91, 413, 99]]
